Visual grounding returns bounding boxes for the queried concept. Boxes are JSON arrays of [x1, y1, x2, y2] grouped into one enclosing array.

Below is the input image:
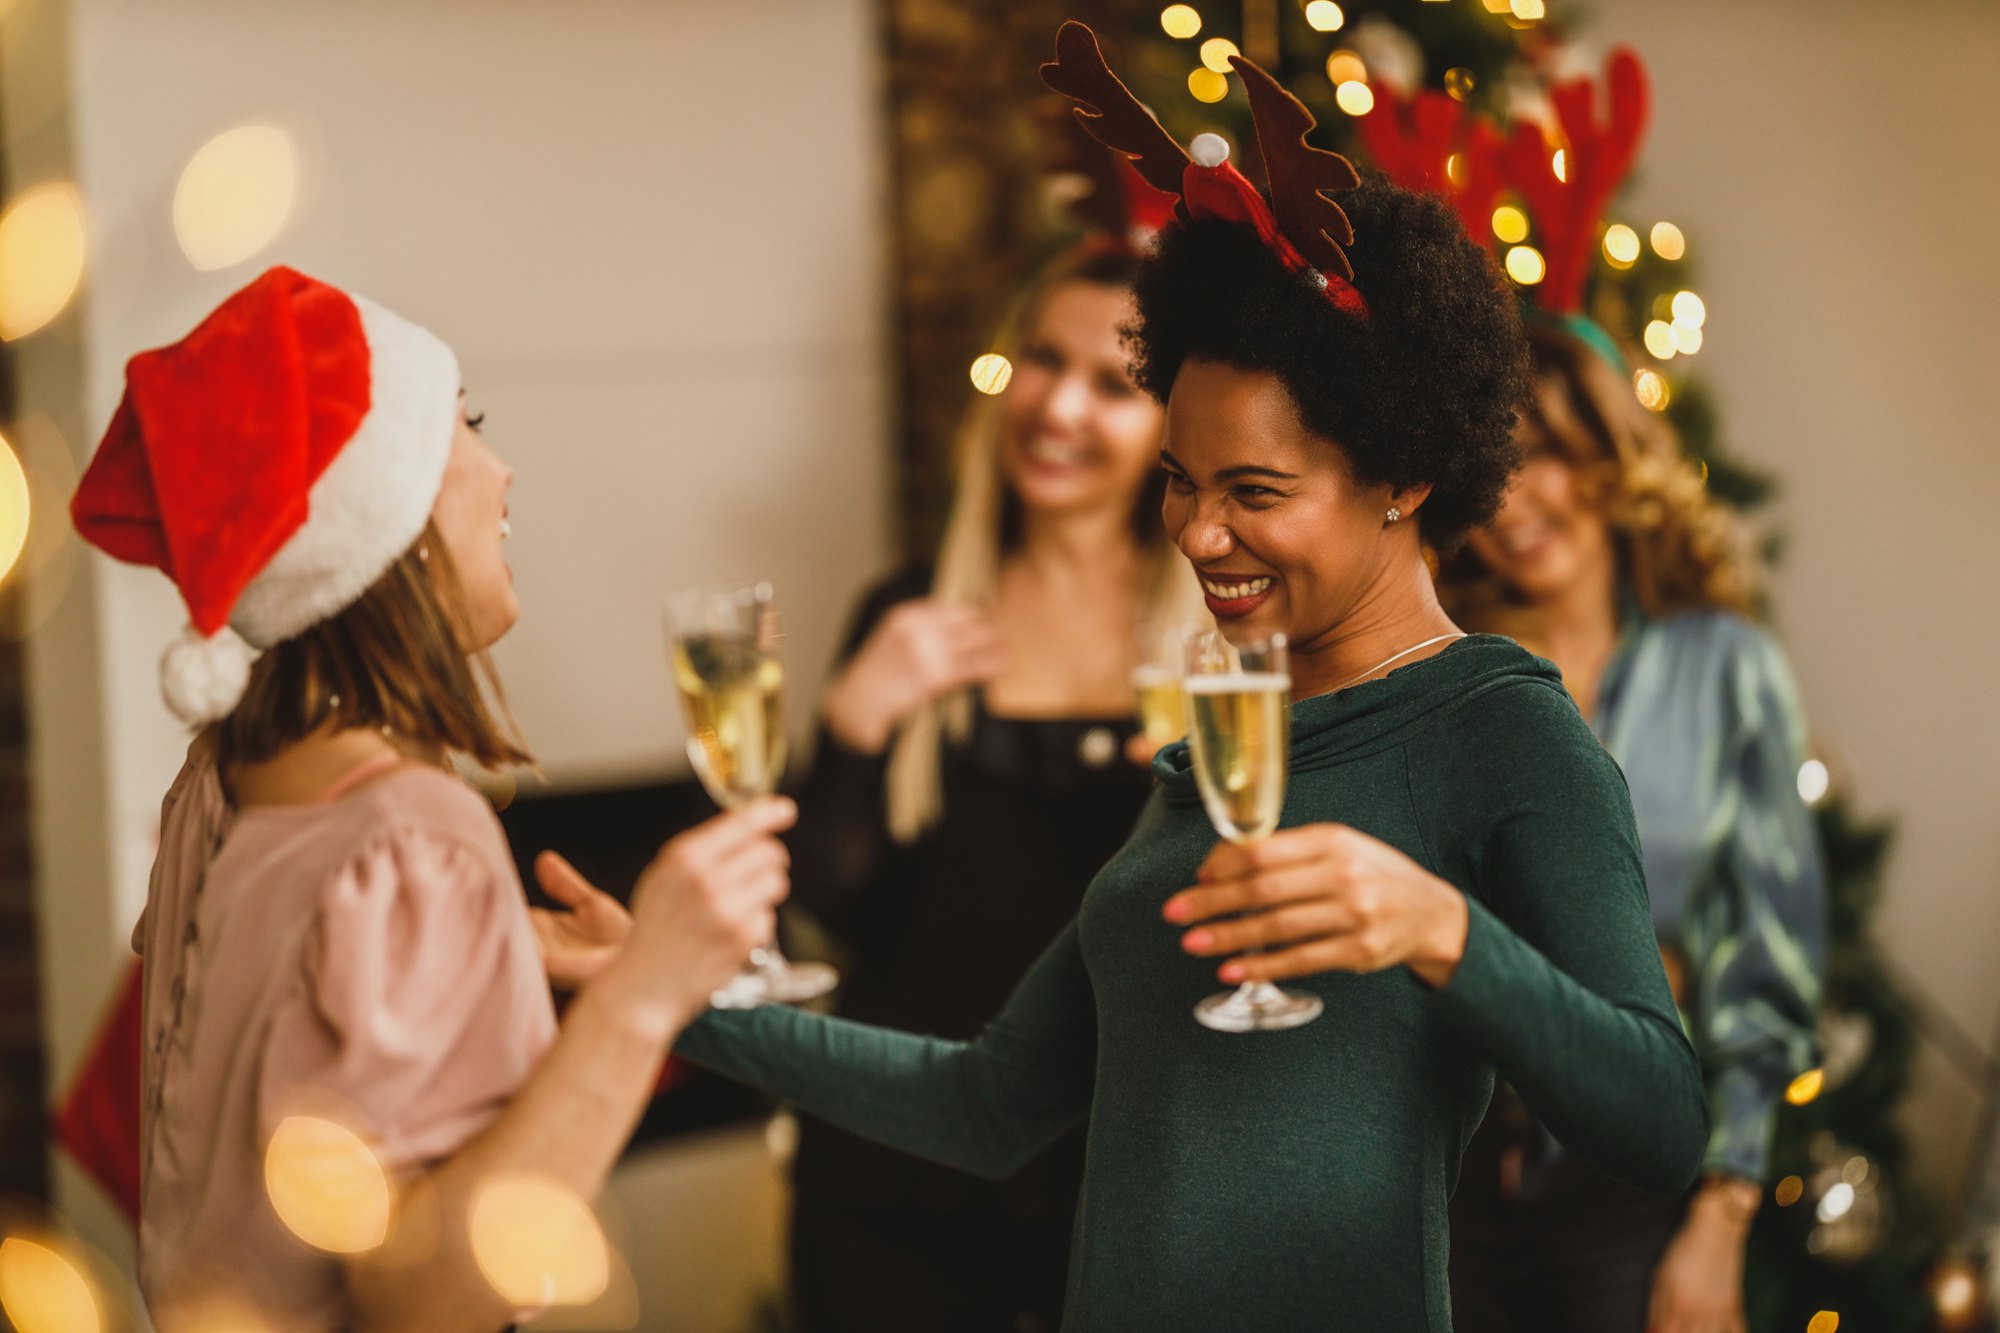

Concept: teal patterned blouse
[[1594, 607, 1826, 1181]]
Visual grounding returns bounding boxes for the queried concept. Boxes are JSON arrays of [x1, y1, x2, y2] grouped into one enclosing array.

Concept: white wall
[[1588, 0, 2000, 1196], [9, 0, 889, 1269]]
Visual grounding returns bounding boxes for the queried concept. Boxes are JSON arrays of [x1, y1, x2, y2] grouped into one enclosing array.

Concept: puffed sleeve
[[1685, 625, 1826, 1181], [258, 824, 558, 1173]]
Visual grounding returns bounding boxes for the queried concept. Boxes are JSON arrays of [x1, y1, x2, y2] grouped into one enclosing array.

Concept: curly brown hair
[[1437, 323, 1756, 626]]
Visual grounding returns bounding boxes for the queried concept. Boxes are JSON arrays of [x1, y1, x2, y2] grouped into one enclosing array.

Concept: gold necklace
[[1329, 632, 1467, 693]]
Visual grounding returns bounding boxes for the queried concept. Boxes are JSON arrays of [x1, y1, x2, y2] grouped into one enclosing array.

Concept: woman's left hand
[[1164, 823, 1470, 989], [530, 851, 634, 990], [1647, 1178, 1756, 1333]]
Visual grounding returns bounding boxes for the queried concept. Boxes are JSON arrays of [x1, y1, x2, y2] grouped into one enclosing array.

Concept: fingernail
[[1163, 898, 1191, 923], [1182, 929, 1213, 953], [1219, 961, 1246, 982]]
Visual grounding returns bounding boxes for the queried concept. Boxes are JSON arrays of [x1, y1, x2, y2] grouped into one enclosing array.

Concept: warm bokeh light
[[1335, 82, 1375, 116], [1325, 49, 1367, 85], [1511, 0, 1546, 18], [1551, 149, 1568, 183], [1672, 322, 1703, 355], [1932, 1258, 1982, 1329], [1817, 1181, 1856, 1223], [1787, 1067, 1826, 1106], [0, 1238, 100, 1333], [1775, 1175, 1805, 1207], [174, 126, 298, 272], [968, 353, 1013, 395], [1632, 369, 1669, 412], [1304, 1, 1344, 32], [1445, 153, 1465, 185], [0, 432, 30, 587], [1199, 37, 1239, 73], [0, 184, 87, 341], [1504, 245, 1545, 286], [1842, 1156, 1871, 1187], [1189, 67, 1230, 103], [1643, 320, 1677, 361], [1160, 4, 1202, 38], [1445, 67, 1476, 101], [1491, 206, 1528, 244], [1797, 759, 1831, 804], [1603, 223, 1641, 267], [469, 1175, 611, 1309], [1671, 290, 1707, 327], [1651, 220, 1687, 260], [1808, 1313, 1841, 1333], [264, 1115, 393, 1255]]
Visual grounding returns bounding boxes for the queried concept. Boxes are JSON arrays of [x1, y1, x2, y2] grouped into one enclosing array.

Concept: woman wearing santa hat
[[71, 265, 795, 1332]]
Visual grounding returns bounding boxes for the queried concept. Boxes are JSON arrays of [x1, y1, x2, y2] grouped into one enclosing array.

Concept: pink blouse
[[134, 742, 557, 1330]]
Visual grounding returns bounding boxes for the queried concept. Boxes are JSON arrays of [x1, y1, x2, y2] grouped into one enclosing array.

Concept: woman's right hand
[[591, 797, 797, 1028], [820, 600, 1007, 754]]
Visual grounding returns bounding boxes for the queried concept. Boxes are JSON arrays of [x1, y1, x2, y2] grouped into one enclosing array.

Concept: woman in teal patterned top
[[1441, 324, 1827, 1333]]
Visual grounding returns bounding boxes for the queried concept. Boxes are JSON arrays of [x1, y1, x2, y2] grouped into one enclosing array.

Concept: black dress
[[783, 569, 1151, 1333]]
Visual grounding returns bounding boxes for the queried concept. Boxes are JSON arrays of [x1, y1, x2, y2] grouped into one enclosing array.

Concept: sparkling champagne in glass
[[666, 584, 837, 1008], [1182, 630, 1323, 1032], [1131, 665, 1190, 752]]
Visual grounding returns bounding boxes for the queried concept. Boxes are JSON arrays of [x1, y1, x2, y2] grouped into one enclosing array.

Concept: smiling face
[[1160, 358, 1418, 647], [1463, 387, 1617, 606], [428, 397, 518, 648], [997, 281, 1164, 520]]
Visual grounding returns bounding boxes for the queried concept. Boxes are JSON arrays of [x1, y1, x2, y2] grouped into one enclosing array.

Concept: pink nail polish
[[1163, 899, 1191, 923], [1219, 961, 1246, 982], [1182, 929, 1212, 953]]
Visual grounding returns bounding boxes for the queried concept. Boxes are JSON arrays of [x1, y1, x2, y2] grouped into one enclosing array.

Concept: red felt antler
[[1501, 47, 1650, 314], [1231, 56, 1361, 281], [1039, 21, 1191, 206], [1355, 87, 1505, 249]]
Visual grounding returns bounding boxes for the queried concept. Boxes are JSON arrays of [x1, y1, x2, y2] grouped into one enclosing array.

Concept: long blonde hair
[[885, 241, 1208, 841], [1438, 324, 1756, 631]]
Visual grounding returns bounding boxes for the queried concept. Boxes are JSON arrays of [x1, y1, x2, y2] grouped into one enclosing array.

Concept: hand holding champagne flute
[[1181, 629, 1322, 1032], [667, 583, 837, 1008]]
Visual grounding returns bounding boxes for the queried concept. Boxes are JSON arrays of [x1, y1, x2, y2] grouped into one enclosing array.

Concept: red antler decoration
[[1230, 56, 1360, 282], [1502, 48, 1650, 314], [1355, 87, 1505, 250], [1039, 21, 1191, 208]]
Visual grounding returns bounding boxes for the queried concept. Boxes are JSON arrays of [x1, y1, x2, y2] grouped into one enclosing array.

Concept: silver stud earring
[[1385, 506, 1402, 525]]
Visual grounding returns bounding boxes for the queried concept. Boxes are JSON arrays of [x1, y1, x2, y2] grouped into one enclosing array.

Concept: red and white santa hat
[[71, 266, 460, 726]]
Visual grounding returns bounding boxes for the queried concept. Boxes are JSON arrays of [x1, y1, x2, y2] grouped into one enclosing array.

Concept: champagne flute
[[666, 583, 838, 1008], [1182, 629, 1323, 1033], [1132, 626, 1192, 752]]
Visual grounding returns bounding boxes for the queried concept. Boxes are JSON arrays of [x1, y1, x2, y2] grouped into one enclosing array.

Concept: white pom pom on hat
[[1189, 133, 1232, 169], [160, 626, 261, 727]]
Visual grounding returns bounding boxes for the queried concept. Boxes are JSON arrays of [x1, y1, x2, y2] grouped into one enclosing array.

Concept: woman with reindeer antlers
[[541, 23, 1708, 1328]]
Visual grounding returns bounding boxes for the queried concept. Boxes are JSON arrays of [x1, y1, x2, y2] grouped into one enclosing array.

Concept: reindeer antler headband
[[1039, 20, 1370, 319]]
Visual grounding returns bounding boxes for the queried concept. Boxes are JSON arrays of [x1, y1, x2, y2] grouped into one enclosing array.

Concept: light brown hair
[[1437, 324, 1756, 627], [214, 520, 532, 775]]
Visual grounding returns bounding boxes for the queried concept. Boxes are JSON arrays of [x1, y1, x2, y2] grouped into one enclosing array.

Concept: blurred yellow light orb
[[1325, 49, 1367, 85], [1632, 369, 1669, 412], [1551, 149, 1568, 182], [0, 184, 87, 341], [1199, 37, 1240, 73], [1775, 1175, 1805, 1207], [1511, 0, 1547, 18], [1445, 68, 1477, 101], [1643, 321, 1678, 361], [470, 1175, 611, 1308], [1809, 1311, 1841, 1333], [1305, 1, 1345, 32], [0, 1238, 100, 1333], [1445, 153, 1466, 185], [1672, 322, 1703, 355], [1188, 67, 1230, 102], [0, 432, 30, 586], [1787, 1067, 1826, 1106], [1603, 223, 1641, 267], [1482, 0, 1511, 10], [174, 125, 298, 272], [1671, 290, 1707, 327], [1492, 206, 1528, 244], [1798, 759, 1831, 804], [1934, 1260, 1981, 1327], [968, 353, 1014, 395], [1651, 220, 1687, 260], [1335, 82, 1376, 116], [1161, 4, 1203, 38], [1504, 245, 1545, 286], [264, 1115, 393, 1255]]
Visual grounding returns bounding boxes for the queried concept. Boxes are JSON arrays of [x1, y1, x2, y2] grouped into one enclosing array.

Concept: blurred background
[[0, 0, 1996, 1329]]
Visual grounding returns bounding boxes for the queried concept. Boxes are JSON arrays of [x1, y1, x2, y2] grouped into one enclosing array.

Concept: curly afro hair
[[1130, 176, 1530, 550]]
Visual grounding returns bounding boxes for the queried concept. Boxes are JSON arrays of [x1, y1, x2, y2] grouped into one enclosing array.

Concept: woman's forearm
[[347, 962, 690, 1333]]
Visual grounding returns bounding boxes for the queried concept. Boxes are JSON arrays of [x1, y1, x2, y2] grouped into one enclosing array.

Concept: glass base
[[710, 949, 840, 1010], [1194, 981, 1323, 1033]]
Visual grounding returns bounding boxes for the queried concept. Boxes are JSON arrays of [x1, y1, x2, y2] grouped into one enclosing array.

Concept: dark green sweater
[[678, 637, 1707, 1330]]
